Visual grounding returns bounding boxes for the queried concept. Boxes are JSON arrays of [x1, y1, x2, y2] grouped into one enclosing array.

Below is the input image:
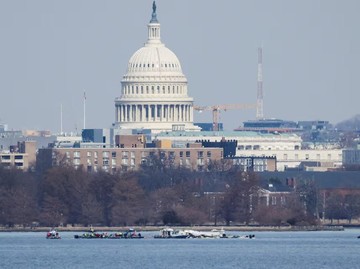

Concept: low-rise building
[[37, 135, 223, 173], [0, 141, 36, 170]]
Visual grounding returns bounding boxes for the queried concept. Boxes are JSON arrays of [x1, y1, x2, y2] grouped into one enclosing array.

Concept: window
[[207, 151, 211, 158], [102, 151, 109, 158], [186, 151, 190, 158], [179, 151, 183, 158], [112, 152, 116, 158], [198, 151, 204, 158], [281, 196, 286, 206], [271, 196, 277, 206]]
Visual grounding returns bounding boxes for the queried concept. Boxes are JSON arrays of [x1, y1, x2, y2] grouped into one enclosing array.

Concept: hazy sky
[[0, 0, 359, 133]]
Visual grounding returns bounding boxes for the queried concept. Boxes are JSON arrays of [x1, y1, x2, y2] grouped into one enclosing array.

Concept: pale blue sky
[[0, 0, 359, 132]]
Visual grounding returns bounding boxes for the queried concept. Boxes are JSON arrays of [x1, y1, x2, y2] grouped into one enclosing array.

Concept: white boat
[[154, 228, 189, 239], [46, 229, 61, 239]]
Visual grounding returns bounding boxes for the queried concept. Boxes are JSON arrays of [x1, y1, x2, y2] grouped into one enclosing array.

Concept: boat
[[46, 229, 61, 239], [74, 227, 109, 239], [108, 228, 144, 239], [74, 228, 144, 239], [154, 228, 189, 239]]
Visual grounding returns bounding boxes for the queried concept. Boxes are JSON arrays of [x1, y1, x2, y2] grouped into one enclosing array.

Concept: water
[[0, 229, 359, 269]]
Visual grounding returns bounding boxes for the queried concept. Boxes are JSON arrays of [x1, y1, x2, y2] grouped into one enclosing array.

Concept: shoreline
[[0, 225, 346, 233]]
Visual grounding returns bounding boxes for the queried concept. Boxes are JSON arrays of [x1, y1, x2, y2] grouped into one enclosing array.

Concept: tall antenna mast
[[60, 104, 63, 135], [256, 47, 264, 119], [83, 90, 86, 130]]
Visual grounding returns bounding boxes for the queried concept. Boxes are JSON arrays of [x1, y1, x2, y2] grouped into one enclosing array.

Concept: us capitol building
[[114, 2, 200, 133]]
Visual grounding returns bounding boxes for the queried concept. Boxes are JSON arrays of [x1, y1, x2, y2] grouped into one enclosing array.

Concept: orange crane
[[193, 104, 256, 131]]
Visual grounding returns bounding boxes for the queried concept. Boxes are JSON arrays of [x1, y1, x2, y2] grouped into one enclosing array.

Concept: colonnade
[[115, 103, 193, 123]]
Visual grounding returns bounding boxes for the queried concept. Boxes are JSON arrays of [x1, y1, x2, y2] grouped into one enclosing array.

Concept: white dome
[[126, 45, 183, 75]]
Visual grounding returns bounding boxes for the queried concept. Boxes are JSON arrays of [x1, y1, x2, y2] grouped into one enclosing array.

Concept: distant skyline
[[0, 0, 359, 133]]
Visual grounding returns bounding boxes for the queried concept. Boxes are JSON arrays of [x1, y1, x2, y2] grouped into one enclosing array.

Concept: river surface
[[0, 229, 359, 269]]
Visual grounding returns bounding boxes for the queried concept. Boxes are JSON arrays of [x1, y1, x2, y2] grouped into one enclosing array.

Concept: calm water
[[0, 229, 359, 269]]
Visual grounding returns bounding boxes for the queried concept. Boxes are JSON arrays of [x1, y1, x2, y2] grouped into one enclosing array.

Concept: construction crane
[[193, 104, 256, 131]]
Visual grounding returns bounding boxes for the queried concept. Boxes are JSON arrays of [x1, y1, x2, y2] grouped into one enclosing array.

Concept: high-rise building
[[114, 1, 200, 133]]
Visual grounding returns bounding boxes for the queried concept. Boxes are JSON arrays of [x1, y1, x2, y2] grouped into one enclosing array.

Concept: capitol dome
[[114, 1, 200, 133], [125, 45, 184, 76]]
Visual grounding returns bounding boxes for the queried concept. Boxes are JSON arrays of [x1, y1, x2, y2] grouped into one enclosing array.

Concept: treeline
[[1, 159, 360, 227]]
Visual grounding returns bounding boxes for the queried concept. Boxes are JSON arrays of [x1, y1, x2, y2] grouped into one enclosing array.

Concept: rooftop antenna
[[60, 104, 63, 135], [83, 90, 86, 130], [256, 47, 264, 119]]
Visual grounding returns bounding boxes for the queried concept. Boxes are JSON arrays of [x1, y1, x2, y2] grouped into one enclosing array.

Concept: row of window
[[1, 155, 24, 160], [122, 84, 185, 95], [129, 62, 179, 69], [67, 151, 212, 160], [238, 145, 300, 150]]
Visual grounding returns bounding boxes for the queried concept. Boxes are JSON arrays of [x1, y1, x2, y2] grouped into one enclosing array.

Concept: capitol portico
[[114, 2, 200, 133]]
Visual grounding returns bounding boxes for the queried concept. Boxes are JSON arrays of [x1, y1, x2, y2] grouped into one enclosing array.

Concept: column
[[154, 104, 157, 122], [124, 105, 127, 122]]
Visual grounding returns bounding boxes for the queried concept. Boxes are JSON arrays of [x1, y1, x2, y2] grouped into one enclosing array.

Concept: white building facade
[[155, 131, 343, 171], [114, 2, 200, 133]]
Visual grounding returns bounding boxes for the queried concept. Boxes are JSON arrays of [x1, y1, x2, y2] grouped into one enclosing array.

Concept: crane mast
[[193, 104, 256, 131]]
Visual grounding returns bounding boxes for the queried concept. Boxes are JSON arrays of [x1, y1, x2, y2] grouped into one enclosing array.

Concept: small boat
[[357, 235, 360, 239], [74, 227, 109, 239], [46, 229, 61, 239], [108, 229, 144, 239], [154, 228, 188, 239]]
